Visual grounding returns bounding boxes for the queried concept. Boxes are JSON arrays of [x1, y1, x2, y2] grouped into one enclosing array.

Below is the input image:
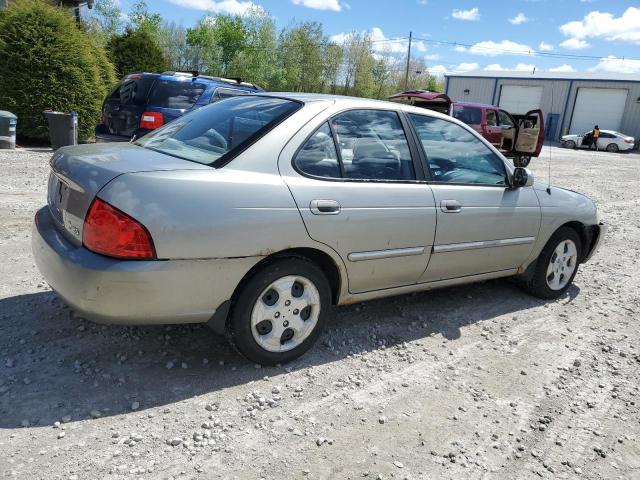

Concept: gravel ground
[[1, 145, 639, 480]]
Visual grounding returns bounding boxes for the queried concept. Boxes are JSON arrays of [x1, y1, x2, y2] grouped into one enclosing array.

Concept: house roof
[[445, 70, 640, 82]]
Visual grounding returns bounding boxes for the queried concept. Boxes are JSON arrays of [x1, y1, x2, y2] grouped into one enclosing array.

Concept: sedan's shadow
[[0, 280, 579, 428]]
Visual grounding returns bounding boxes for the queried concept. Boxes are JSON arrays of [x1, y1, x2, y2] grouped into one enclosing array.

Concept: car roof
[[124, 72, 262, 90]]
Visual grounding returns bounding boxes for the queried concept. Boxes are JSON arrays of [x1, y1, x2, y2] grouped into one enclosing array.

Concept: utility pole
[[404, 31, 412, 91]]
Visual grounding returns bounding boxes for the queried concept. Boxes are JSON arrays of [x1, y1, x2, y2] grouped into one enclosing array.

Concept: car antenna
[[547, 86, 553, 195]]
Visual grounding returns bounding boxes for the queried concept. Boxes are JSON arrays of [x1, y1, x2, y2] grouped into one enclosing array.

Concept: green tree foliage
[[86, 0, 123, 45], [107, 27, 167, 77], [129, 0, 162, 37], [0, 0, 116, 142]]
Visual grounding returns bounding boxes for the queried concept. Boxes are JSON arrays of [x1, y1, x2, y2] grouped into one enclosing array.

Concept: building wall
[[445, 76, 640, 141]]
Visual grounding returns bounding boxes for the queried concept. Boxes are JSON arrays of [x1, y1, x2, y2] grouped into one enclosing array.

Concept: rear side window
[[409, 113, 507, 186], [110, 76, 155, 105], [452, 105, 481, 125], [148, 80, 206, 109], [295, 110, 415, 181], [135, 96, 301, 165]]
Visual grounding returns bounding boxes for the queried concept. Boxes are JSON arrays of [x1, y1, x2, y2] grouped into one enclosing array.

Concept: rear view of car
[[95, 72, 263, 142]]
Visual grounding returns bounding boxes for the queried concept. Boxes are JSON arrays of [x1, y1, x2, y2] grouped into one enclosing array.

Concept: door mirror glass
[[512, 167, 534, 188]]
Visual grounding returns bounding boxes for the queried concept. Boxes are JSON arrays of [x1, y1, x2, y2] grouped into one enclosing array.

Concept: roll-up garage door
[[569, 88, 628, 134], [498, 85, 543, 114]]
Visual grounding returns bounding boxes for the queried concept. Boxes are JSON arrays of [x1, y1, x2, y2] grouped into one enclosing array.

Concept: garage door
[[569, 88, 628, 135], [498, 85, 543, 114]]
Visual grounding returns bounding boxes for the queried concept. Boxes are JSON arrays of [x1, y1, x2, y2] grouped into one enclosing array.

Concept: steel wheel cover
[[250, 275, 321, 353], [546, 239, 578, 291]]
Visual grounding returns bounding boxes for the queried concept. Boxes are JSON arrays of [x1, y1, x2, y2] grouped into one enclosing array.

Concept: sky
[[117, 0, 640, 75]]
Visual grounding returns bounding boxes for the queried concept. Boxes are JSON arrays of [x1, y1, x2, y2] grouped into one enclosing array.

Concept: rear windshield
[[452, 105, 482, 125], [147, 80, 206, 110], [135, 96, 302, 165], [111, 76, 155, 105]]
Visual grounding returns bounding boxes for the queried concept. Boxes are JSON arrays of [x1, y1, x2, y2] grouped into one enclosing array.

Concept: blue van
[[95, 71, 263, 142]]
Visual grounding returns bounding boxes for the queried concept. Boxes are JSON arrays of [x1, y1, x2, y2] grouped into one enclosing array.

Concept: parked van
[[389, 90, 544, 167]]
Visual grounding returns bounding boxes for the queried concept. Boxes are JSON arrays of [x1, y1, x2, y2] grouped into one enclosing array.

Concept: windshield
[[147, 80, 206, 110], [452, 105, 482, 125], [135, 96, 301, 166]]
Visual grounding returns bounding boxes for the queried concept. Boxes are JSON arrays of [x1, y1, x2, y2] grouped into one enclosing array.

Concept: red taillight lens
[[624, 138, 634, 144], [139, 111, 163, 130], [83, 198, 156, 260]]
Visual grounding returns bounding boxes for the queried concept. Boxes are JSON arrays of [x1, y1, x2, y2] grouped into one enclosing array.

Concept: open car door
[[512, 109, 545, 157]]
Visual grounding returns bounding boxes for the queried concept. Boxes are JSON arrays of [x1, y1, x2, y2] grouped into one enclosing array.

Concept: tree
[[212, 15, 247, 76], [129, 0, 162, 37], [107, 27, 167, 76], [86, 0, 123, 45], [0, 0, 116, 142]]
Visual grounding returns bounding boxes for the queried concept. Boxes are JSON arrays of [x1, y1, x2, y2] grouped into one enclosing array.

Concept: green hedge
[[0, 0, 116, 142]]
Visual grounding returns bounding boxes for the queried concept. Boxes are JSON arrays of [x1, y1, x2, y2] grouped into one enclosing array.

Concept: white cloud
[[168, 0, 256, 14], [330, 27, 427, 54], [453, 45, 467, 53], [455, 62, 480, 72], [468, 40, 534, 56], [452, 8, 480, 21], [538, 41, 554, 51], [424, 53, 440, 60], [291, 0, 342, 11], [417, 0, 427, 4], [548, 64, 575, 72], [509, 13, 528, 25], [560, 7, 640, 44], [515, 63, 536, 72], [484, 63, 506, 71], [560, 38, 590, 49], [590, 56, 640, 74], [429, 65, 448, 76]]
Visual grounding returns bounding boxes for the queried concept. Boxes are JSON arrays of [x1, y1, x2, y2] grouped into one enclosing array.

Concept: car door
[[407, 113, 541, 282], [513, 109, 545, 157], [498, 109, 517, 151], [279, 108, 437, 294], [482, 108, 503, 147]]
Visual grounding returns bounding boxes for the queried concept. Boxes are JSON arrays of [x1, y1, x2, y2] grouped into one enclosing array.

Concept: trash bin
[[44, 110, 78, 150], [0, 111, 17, 149]]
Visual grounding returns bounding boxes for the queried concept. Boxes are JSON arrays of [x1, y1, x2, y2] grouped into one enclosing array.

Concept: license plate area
[[48, 173, 83, 242]]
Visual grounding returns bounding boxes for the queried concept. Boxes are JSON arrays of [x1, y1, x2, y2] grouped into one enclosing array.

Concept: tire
[[227, 257, 331, 365], [606, 143, 619, 153], [565, 140, 576, 149], [514, 156, 531, 168], [521, 227, 582, 300]]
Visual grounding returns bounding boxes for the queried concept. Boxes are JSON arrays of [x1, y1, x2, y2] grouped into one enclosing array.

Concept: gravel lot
[[1, 145, 639, 480]]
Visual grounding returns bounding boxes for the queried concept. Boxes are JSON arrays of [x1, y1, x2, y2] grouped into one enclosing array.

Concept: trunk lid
[[48, 143, 209, 245]]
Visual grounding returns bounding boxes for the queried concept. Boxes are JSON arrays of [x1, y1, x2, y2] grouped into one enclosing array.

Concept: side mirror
[[512, 167, 534, 188]]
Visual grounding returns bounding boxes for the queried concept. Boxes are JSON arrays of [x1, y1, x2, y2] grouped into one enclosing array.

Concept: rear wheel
[[521, 227, 581, 300], [227, 257, 331, 365], [606, 143, 619, 153]]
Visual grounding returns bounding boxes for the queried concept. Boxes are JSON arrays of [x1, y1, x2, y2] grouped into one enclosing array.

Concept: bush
[[0, 0, 116, 142], [107, 28, 167, 77]]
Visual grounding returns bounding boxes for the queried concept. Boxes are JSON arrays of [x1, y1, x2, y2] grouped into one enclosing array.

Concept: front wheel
[[521, 227, 582, 300], [227, 257, 331, 365], [564, 140, 576, 149]]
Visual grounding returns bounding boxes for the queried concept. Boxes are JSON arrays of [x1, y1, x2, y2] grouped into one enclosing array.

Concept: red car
[[389, 90, 544, 167]]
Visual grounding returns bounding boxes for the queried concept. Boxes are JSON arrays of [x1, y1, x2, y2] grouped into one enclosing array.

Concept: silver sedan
[[33, 94, 605, 364], [560, 129, 636, 152]]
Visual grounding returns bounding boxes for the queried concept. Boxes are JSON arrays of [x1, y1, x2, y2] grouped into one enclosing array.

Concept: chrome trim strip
[[433, 236, 536, 254], [348, 246, 425, 262]]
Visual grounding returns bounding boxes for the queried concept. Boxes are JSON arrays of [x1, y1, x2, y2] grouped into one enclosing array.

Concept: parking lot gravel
[[1, 145, 639, 480]]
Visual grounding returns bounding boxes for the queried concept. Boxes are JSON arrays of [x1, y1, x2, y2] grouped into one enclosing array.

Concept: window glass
[[211, 88, 251, 103], [135, 96, 301, 165], [294, 123, 341, 178], [117, 77, 155, 105], [409, 114, 507, 186], [147, 80, 206, 109], [486, 110, 498, 126], [330, 110, 415, 181], [452, 105, 481, 125], [498, 110, 515, 127]]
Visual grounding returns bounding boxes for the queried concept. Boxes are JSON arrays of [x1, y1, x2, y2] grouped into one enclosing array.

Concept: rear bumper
[[32, 207, 260, 325], [583, 222, 607, 263]]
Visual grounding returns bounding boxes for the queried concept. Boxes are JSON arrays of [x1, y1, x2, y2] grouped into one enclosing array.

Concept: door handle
[[440, 200, 462, 213], [310, 199, 341, 215]]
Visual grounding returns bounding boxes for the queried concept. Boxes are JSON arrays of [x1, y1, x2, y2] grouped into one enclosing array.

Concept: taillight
[[624, 138, 634, 144], [139, 111, 163, 130], [83, 198, 156, 260]]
